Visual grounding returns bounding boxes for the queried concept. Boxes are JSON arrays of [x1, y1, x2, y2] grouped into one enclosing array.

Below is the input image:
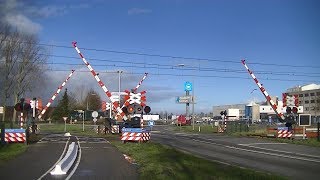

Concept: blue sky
[[2, 0, 319, 114]]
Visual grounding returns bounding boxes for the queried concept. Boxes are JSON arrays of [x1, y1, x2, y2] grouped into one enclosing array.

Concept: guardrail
[[50, 142, 78, 175]]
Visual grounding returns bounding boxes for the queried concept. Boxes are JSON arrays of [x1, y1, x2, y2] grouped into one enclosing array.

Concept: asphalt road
[[151, 125, 320, 179], [0, 134, 138, 180]]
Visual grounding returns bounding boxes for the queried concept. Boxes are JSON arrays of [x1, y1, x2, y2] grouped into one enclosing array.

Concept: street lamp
[[117, 70, 123, 105], [84, 93, 97, 131], [86, 93, 97, 110]]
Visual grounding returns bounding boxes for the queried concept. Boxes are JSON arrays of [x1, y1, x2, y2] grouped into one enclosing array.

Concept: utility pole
[[192, 81, 195, 131], [117, 70, 123, 105]]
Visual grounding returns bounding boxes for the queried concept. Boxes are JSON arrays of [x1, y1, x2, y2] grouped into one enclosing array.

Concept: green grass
[[0, 144, 27, 165], [38, 123, 108, 137], [110, 139, 286, 180], [173, 124, 218, 134]]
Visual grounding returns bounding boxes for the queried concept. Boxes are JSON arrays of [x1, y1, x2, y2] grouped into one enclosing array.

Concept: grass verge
[[109, 139, 286, 180], [173, 124, 218, 134], [0, 143, 27, 165]]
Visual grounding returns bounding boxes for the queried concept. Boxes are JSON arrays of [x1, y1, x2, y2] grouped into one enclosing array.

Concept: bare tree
[[0, 24, 47, 124], [0, 29, 22, 122], [11, 33, 47, 122]]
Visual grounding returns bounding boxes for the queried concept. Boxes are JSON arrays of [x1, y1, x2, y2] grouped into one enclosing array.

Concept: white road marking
[[239, 143, 287, 145], [192, 139, 320, 163], [66, 136, 81, 180], [37, 137, 70, 180], [238, 144, 320, 159]]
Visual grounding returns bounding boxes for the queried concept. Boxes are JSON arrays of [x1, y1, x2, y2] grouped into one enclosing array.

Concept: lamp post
[[117, 70, 123, 105], [85, 93, 96, 131]]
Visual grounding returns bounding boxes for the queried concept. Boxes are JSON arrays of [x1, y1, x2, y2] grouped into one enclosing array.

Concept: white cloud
[[128, 8, 152, 15], [4, 14, 42, 34]]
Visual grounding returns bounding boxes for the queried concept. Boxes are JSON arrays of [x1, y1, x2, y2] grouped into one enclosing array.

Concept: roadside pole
[[317, 121, 319, 142]]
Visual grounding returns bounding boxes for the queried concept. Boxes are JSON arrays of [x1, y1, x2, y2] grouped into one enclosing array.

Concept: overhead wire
[[2, 39, 320, 69]]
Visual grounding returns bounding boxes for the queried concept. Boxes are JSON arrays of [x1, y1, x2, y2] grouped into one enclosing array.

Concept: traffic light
[[135, 105, 143, 114], [286, 107, 292, 114], [144, 106, 151, 114], [292, 107, 298, 114], [122, 107, 128, 114], [127, 105, 135, 114], [14, 103, 22, 111]]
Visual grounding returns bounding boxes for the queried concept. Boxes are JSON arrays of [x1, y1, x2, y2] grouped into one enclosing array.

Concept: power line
[[43, 69, 319, 83], [2, 39, 320, 69], [7, 58, 320, 78]]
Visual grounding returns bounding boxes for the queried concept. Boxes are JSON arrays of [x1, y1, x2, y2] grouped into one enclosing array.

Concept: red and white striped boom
[[241, 60, 285, 122], [72, 41, 128, 120], [133, 73, 148, 92], [38, 70, 75, 119]]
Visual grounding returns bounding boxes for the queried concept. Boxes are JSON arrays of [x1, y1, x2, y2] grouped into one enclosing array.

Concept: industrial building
[[285, 83, 320, 117], [212, 83, 320, 123]]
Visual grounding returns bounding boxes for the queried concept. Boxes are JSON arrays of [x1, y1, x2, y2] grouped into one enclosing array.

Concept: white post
[[82, 112, 85, 132], [109, 103, 112, 119], [303, 126, 306, 140], [63, 117, 67, 132], [192, 81, 195, 131]]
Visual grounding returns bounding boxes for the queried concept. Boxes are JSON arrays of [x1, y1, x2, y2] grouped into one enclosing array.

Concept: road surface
[[151, 125, 320, 179], [0, 134, 138, 180]]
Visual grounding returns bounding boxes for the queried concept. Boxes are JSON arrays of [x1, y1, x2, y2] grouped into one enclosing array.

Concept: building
[[285, 83, 320, 118], [212, 103, 246, 119]]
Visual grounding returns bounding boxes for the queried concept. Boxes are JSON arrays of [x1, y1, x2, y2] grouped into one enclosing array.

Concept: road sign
[[93, 118, 97, 123], [184, 81, 192, 91], [110, 95, 120, 102], [92, 111, 98, 118], [0, 107, 3, 114], [176, 96, 195, 104], [148, 120, 154, 127], [299, 114, 311, 126]]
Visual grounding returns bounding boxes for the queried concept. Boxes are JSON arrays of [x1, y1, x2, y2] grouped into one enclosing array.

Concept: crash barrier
[[111, 125, 119, 134], [0, 129, 26, 143], [277, 127, 292, 138], [51, 142, 78, 175], [267, 127, 319, 139], [95, 125, 120, 134], [121, 128, 150, 143]]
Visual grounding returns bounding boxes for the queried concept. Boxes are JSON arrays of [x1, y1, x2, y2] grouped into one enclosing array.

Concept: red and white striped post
[[241, 60, 285, 122], [38, 70, 75, 120], [72, 42, 128, 120], [20, 112, 24, 129]]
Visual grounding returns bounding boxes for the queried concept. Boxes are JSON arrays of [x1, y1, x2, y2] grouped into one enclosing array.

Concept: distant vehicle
[[177, 115, 191, 126]]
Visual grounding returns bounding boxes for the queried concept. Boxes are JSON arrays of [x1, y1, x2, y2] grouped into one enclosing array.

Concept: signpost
[[184, 81, 193, 91], [299, 114, 311, 139], [92, 111, 98, 124], [63, 117, 68, 132], [148, 120, 154, 131], [176, 96, 195, 104]]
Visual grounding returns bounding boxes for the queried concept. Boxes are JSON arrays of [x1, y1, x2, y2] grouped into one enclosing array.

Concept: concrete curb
[[50, 142, 78, 175]]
